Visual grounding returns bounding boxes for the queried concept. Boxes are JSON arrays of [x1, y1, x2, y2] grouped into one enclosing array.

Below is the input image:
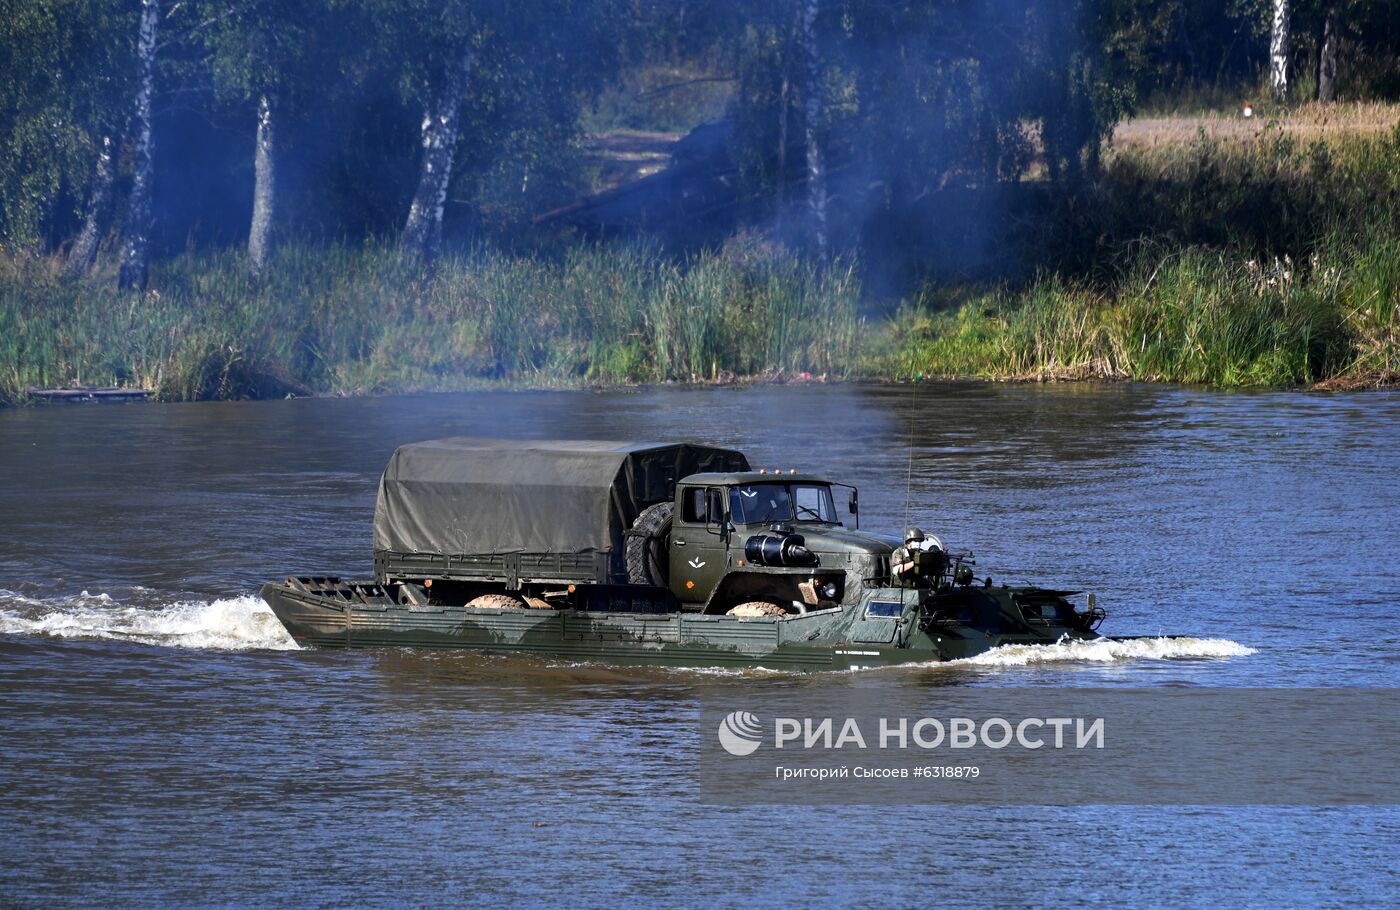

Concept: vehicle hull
[[260, 579, 1100, 672]]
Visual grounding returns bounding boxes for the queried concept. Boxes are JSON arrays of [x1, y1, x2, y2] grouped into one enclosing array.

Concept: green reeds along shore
[[889, 238, 1399, 387], [2, 122, 1397, 404], [0, 242, 865, 403]]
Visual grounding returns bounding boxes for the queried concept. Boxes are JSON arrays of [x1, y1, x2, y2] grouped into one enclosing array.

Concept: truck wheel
[[727, 600, 786, 617], [626, 501, 673, 586], [467, 594, 526, 610]]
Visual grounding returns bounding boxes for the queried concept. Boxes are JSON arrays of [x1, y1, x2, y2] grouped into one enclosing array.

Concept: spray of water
[[942, 635, 1256, 667], [0, 589, 298, 651]]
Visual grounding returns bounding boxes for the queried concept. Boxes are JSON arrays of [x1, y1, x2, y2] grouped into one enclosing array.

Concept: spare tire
[[727, 601, 787, 617], [626, 501, 673, 587], [467, 594, 526, 610]]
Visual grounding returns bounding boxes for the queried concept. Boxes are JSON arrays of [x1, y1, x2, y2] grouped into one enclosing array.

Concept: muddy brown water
[[2, 383, 1397, 907]]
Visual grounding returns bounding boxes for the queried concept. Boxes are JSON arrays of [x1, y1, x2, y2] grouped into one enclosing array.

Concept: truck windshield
[[729, 483, 837, 525]]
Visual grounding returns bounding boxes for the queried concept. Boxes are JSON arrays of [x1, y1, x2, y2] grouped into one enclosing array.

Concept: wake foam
[[944, 635, 1255, 667], [0, 589, 298, 651]]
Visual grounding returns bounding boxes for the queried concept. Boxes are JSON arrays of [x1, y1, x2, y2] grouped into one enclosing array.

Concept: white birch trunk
[[1317, 6, 1338, 103], [401, 44, 475, 261], [118, 0, 159, 291], [248, 93, 277, 275], [1270, 0, 1290, 104], [66, 134, 115, 277], [777, 69, 789, 212], [802, 0, 827, 258]]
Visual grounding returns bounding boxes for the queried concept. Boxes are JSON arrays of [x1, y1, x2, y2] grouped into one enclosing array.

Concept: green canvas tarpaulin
[[373, 438, 748, 557]]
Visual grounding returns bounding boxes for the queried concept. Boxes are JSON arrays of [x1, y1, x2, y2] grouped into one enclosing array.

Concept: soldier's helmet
[[904, 527, 926, 544]]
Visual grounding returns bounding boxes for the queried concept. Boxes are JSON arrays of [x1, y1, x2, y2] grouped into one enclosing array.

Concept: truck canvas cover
[[373, 438, 748, 557]]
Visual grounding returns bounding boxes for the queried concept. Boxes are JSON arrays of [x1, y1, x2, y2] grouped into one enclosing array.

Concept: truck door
[[670, 485, 728, 604]]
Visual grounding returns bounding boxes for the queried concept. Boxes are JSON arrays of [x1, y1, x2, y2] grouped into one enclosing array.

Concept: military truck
[[260, 438, 1110, 670]]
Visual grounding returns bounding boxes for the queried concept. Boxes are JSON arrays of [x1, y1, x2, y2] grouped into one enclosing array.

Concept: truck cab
[[667, 471, 884, 613]]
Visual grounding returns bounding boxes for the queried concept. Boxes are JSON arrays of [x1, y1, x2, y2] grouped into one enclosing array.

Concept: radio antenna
[[897, 377, 919, 614], [903, 377, 917, 535]]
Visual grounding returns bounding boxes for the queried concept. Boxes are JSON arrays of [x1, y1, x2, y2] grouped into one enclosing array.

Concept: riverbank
[[888, 237, 1399, 387], [3, 236, 1395, 404], [3, 117, 1397, 403], [891, 115, 1400, 387], [0, 241, 866, 403]]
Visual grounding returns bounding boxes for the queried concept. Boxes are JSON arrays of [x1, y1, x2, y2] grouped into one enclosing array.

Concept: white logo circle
[[717, 710, 763, 756]]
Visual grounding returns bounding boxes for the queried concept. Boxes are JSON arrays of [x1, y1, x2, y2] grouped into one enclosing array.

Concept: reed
[[890, 237, 1396, 387], [0, 240, 864, 403]]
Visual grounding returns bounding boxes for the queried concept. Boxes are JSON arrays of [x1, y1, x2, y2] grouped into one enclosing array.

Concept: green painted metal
[[260, 578, 1100, 671]]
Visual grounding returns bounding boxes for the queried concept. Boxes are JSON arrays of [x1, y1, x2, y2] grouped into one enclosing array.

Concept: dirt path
[[582, 129, 680, 193], [1112, 102, 1399, 150]]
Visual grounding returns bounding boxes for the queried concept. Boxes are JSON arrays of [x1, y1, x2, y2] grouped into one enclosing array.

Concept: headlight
[[819, 580, 839, 600]]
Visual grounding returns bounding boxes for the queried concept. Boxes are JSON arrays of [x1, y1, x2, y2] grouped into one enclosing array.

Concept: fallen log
[[27, 387, 152, 402]]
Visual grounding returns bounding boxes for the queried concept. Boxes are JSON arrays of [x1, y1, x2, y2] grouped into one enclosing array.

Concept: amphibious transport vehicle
[[260, 438, 1108, 670]]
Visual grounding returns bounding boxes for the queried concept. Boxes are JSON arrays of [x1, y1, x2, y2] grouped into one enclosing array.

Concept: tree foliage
[[0, 0, 1395, 271], [0, 0, 132, 247]]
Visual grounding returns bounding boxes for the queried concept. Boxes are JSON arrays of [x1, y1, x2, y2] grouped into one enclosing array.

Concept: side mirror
[[706, 518, 733, 538]]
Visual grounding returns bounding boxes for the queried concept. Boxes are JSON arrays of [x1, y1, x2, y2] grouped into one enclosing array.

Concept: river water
[[1, 384, 1397, 907]]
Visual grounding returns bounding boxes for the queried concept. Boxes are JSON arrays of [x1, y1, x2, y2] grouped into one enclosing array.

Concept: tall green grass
[[888, 237, 1398, 386], [0, 241, 864, 403]]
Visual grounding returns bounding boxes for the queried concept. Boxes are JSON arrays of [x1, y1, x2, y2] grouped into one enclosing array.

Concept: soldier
[[891, 527, 946, 582]]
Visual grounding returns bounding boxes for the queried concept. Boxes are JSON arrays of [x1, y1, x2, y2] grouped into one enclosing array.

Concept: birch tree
[[0, 0, 131, 252], [365, 0, 488, 262], [389, 0, 624, 259], [1317, 4, 1338, 102], [65, 134, 115, 275], [246, 93, 276, 272], [1270, 0, 1290, 103], [400, 39, 475, 261], [776, 13, 795, 220], [202, 1, 327, 276], [801, 0, 826, 258], [118, 0, 160, 291]]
